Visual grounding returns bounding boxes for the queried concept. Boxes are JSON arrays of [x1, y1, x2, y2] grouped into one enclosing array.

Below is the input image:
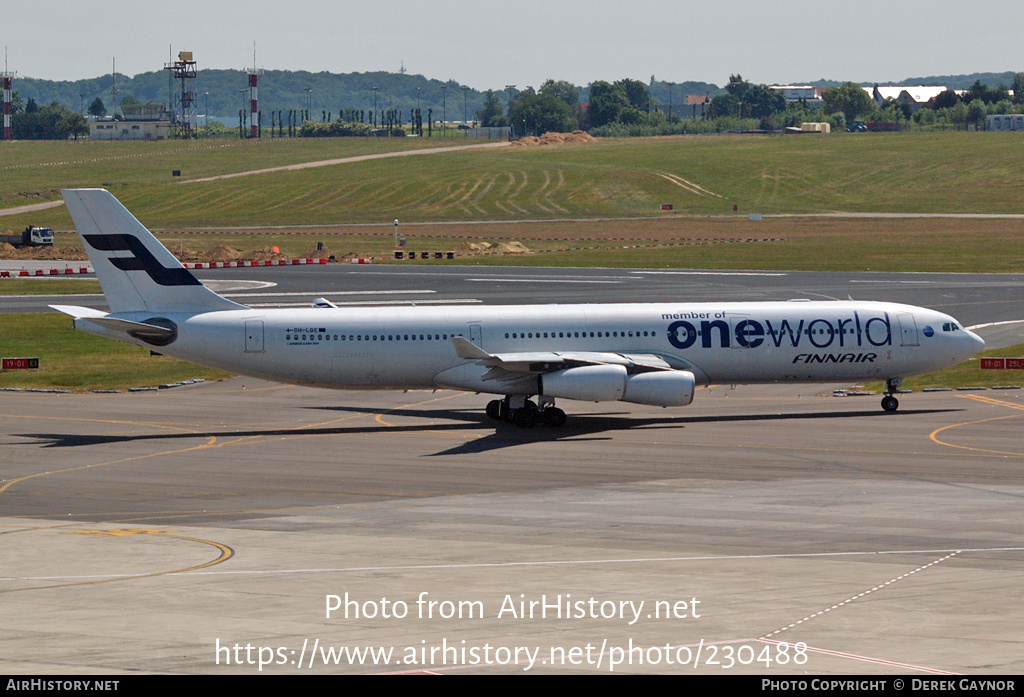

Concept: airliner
[[52, 189, 985, 427]]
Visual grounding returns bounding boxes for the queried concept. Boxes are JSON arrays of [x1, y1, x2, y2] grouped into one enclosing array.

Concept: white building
[[770, 85, 825, 108], [89, 101, 171, 141], [864, 85, 948, 111], [987, 114, 1024, 131]]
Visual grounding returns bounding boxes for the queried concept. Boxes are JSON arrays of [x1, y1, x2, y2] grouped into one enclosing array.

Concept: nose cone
[[963, 329, 986, 359]]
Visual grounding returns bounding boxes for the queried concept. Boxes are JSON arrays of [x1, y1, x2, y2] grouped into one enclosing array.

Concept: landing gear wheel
[[541, 407, 567, 428], [881, 395, 899, 412], [486, 400, 502, 421], [512, 408, 538, 428]]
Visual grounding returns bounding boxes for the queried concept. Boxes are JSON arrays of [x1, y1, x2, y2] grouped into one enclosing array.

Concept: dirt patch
[[511, 130, 596, 147], [205, 244, 245, 262], [304, 244, 332, 260], [0, 240, 87, 261], [167, 241, 198, 260], [454, 240, 532, 255]]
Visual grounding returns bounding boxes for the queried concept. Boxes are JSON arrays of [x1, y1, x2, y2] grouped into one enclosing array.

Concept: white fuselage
[[91, 300, 984, 396]]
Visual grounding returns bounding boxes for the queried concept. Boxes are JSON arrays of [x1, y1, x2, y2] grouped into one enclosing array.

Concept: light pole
[[372, 87, 377, 127], [461, 85, 469, 131], [239, 89, 247, 135], [204, 92, 209, 127], [441, 85, 447, 137]]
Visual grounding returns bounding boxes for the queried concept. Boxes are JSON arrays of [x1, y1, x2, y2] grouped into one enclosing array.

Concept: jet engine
[[539, 365, 695, 407]]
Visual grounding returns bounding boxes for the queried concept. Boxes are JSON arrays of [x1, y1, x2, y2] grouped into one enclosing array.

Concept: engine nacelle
[[539, 364, 627, 402], [538, 366, 696, 407], [622, 370, 696, 407]]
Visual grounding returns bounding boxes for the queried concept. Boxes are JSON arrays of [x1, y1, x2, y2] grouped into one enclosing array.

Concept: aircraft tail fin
[[61, 188, 245, 314]]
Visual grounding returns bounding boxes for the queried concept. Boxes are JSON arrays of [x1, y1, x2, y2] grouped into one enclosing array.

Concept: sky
[[4, 1, 1022, 89]]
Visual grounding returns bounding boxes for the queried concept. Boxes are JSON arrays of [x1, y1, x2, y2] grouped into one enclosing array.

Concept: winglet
[[452, 336, 491, 360]]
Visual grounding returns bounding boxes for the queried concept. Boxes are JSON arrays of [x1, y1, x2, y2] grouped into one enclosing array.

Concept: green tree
[[13, 101, 86, 139], [931, 90, 960, 110], [950, 101, 969, 131], [708, 93, 740, 119], [475, 89, 507, 127], [539, 79, 579, 109], [966, 99, 987, 130], [822, 82, 874, 122], [614, 78, 650, 112], [721, 75, 784, 119], [88, 97, 106, 117], [585, 81, 630, 128], [508, 92, 574, 135]]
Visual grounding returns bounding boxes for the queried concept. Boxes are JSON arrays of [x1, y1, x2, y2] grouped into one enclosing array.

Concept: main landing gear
[[881, 378, 902, 412], [486, 395, 567, 428]]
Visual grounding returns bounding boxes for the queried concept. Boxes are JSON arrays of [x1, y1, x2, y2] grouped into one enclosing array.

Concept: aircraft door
[[898, 313, 919, 347], [469, 323, 483, 348], [245, 320, 265, 353]]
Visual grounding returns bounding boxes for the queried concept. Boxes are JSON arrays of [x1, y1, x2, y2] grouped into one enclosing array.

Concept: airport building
[[986, 113, 1024, 131], [89, 100, 171, 140], [769, 85, 826, 108]]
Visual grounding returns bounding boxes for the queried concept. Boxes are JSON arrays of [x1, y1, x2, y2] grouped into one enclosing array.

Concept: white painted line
[[221, 290, 437, 298], [632, 271, 787, 276], [464, 278, 623, 284], [758, 639, 958, 675], [967, 319, 1024, 331], [245, 299, 482, 308], [7, 546, 1017, 582], [761, 551, 962, 640]]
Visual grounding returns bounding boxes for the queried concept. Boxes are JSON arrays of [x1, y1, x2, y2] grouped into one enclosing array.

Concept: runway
[[6, 264, 1024, 325], [2, 375, 1022, 674]]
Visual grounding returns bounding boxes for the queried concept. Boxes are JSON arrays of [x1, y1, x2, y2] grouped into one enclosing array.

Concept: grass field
[[2, 132, 1021, 272], [4, 132, 1024, 226], [0, 278, 100, 295], [0, 313, 231, 391]]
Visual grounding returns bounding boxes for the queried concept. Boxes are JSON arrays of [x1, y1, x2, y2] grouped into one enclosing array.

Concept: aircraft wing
[[452, 337, 674, 382]]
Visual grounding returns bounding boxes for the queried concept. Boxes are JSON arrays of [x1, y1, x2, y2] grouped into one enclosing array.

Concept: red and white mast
[[248, 43, 262, 138], [3, 49, 13, 141]]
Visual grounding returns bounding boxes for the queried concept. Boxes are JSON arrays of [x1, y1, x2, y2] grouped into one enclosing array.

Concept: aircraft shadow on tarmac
[[14, 406, 960, 457]]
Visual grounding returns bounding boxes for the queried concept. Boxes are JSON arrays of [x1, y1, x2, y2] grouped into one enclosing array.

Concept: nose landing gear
[[881, 378, 902, 412]]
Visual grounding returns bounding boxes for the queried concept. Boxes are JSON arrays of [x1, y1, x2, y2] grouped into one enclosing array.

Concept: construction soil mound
[[454, 241, 531, 255], [511, 130, 596, 147], [0, 241, 87, 261]]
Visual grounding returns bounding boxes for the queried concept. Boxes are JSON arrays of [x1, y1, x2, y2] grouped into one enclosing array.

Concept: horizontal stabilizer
[[50, 305, 178, 346], [49, 304, 108, 320]]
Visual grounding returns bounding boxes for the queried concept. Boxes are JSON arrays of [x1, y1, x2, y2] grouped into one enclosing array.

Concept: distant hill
[[12, 69, 494, 123], [790, 72, 1019, 90], [895, 72, 1018, 90], [12, 68, 1019, 122], [12, 69, 727, 125]]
